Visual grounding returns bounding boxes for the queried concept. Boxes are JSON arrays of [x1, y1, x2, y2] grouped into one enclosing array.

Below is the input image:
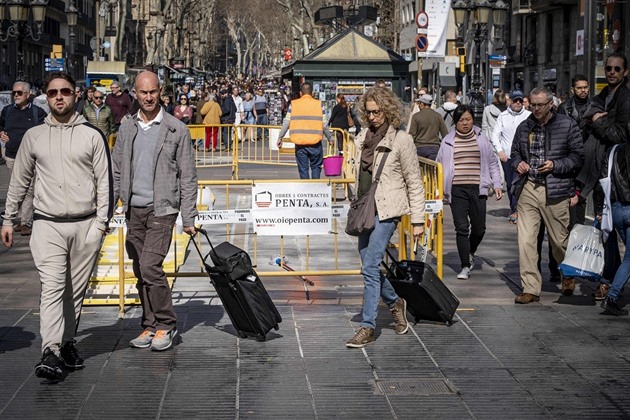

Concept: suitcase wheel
[[237, 331, 247, 339], [273, 324, 279, 331], [438, 310, 453, 327], [256, 334, 267, 342], [445, 320, 453, 327]]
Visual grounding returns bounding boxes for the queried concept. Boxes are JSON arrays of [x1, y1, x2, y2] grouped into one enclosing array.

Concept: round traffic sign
[[415, 34, 429, 52], [416, 11, 429, 28]]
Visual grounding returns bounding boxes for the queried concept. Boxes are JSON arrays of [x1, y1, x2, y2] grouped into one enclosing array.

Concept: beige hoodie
[[2, 113, 113, 231]]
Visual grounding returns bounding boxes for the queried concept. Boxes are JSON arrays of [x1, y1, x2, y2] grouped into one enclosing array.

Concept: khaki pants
[[31, 217, 104, 351], [517, 181, 570, 296], [6, 157, 34, 227]]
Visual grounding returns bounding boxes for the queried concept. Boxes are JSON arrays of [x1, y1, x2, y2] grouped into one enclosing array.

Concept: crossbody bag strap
[[373, 151, 389, 182]]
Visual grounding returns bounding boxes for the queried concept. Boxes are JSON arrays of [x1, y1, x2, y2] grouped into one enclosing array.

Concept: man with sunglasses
[[0, 81, 47, 236], [83, 90, 115, 139], [1, 72, 113, 381], [491, 90, 531, 224], [510, 87, 584, 304], [577, 53, 630, 301]]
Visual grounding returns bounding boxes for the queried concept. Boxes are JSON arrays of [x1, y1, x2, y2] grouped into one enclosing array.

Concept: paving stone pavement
[[1, 163, 630, 419]]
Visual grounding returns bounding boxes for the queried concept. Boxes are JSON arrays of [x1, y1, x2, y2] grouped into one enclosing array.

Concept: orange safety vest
[[289, 94, 324, 146]]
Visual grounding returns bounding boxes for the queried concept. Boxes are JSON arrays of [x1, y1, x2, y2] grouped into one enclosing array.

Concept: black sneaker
[[61, 340, 85, 369], [601, 297, 629, 316], [35, 347, 64, 381]]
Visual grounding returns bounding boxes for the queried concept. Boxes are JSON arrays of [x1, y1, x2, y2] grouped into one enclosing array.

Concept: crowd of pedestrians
[[1, 54, 629, 380]]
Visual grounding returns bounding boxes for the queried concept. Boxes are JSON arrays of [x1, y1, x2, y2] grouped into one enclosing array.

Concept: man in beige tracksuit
[[1, 72, 113, 382]]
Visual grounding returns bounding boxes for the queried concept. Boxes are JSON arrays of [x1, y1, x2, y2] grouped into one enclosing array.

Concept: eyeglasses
[[111, 85, 120, 89], [529, 101, 551, 109], [93, 96, 103, 100], [605, 65, 623, 73], [12, 90, 26, 96], [46, 88, 74, 98], [365, 109, 382, 117]]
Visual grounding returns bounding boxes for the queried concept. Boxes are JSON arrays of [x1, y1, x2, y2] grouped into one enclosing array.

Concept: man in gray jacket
[[1, 72, 113, 381], [112, 71, 198, 352]]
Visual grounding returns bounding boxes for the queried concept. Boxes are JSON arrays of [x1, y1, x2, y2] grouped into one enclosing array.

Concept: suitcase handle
[[190, 228, 222, 274]]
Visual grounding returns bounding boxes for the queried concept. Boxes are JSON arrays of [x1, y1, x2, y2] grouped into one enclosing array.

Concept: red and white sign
[[416, 11, 429, 28]]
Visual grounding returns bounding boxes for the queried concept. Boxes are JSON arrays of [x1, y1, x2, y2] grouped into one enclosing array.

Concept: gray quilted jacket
[[112, 111, 198, 226]]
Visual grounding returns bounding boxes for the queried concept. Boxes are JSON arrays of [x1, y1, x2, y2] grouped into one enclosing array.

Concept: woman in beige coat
[[200, 93, 222, 151], [346, 87, 426, 349]]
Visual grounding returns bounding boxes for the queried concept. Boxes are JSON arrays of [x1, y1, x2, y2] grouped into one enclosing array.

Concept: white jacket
[[490, 106, 531, 154]]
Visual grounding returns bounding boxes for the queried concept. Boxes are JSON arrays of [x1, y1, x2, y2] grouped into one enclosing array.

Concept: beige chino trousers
[[517, 181, 570, 296], [30, 217, 104, 351]]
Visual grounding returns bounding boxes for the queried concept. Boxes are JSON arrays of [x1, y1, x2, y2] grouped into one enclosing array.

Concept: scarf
[[361, 122, 389, 172]]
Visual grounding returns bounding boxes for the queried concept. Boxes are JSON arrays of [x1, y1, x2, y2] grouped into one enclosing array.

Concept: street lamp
[[66, 1, 78, 79], [452, 0, 507, 125], [0, 0, 49, 81]]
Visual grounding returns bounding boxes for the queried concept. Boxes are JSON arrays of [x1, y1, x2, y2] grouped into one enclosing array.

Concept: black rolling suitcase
[[383, 248, 460, 326], [191, 229, 282, 341]]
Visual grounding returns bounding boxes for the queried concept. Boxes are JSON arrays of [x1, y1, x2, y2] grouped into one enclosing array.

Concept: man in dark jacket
[[510, 87, 584, 304], [578, 53, 630, 300], [220, 89, 237, 151], [558, 74, 591, 141]]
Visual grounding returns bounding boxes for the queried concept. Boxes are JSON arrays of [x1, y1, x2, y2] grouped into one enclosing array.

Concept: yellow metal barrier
[[87, 130, 444, 314], [396, 158, 444, 279]]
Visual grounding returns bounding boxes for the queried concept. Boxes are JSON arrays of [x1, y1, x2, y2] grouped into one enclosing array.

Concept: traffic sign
[[416, 11, 429, 28], [415, 34, 429, 53], [44, 57, 65, 71]]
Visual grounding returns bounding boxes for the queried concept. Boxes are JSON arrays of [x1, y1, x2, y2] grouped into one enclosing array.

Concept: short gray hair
[[529, 87, 553, 102], [13, 81, 30, 92]]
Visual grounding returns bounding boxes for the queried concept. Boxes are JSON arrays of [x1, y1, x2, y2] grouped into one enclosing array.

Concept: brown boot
[[561, 278, 576, 296], [514, 293, 540, 304], [389, 298, 409, 335]]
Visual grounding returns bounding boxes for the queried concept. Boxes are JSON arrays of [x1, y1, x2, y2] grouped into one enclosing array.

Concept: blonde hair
[[357, 87, 403, 129]]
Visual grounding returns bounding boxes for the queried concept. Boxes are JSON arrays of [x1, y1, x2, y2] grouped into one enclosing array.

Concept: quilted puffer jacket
[[353, 125, 426, 225], [510, 112, 584, 201]]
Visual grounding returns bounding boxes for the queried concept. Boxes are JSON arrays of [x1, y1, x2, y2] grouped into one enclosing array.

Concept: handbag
[[347, 108, 355, 128], [345, 152, 389, 236], [599, 144, 618, 243], [558, 224, 605, 280]]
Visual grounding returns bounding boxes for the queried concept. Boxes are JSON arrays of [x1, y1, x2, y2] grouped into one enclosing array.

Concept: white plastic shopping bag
[[599, 144, 618, 243], [558, 224, 604, 280]]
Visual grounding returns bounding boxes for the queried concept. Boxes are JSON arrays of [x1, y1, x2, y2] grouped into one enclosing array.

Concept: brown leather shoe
[[594, 283, 610, 301], [514, 293, 540, 304], [561, 278, 576, 296]]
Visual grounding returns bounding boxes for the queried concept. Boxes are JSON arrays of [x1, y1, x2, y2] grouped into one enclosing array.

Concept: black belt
[[33, 210, 96, 223]]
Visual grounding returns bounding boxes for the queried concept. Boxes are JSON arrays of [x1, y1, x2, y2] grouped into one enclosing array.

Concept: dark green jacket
[[83, 103, 115, 139]]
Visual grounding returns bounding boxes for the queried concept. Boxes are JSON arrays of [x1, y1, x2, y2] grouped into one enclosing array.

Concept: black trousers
[[450, 184, 487, 269]]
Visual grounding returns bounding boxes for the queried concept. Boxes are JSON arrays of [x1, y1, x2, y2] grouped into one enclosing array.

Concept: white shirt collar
[[136, 106, 164, 130]]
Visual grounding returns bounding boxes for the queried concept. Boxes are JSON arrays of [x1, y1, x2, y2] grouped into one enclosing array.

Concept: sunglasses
[[512, 98, 523, 103], [93, 96, 103, 99], [365, 109, 382, 116], [46, 88, 74, 98], [12, 90, 26, 96], [605, 65, 623, 73]]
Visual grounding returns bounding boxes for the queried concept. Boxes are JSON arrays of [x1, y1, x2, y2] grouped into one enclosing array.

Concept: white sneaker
[[457, 267, 471, 280]]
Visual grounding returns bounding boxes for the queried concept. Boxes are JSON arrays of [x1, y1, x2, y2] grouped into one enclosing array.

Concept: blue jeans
[[256, 114, 268, 139], [358, 216, 400, 329], [609, 202, 630, 300], [221, 125, 233, 149], [295, 143, 323, 179]]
